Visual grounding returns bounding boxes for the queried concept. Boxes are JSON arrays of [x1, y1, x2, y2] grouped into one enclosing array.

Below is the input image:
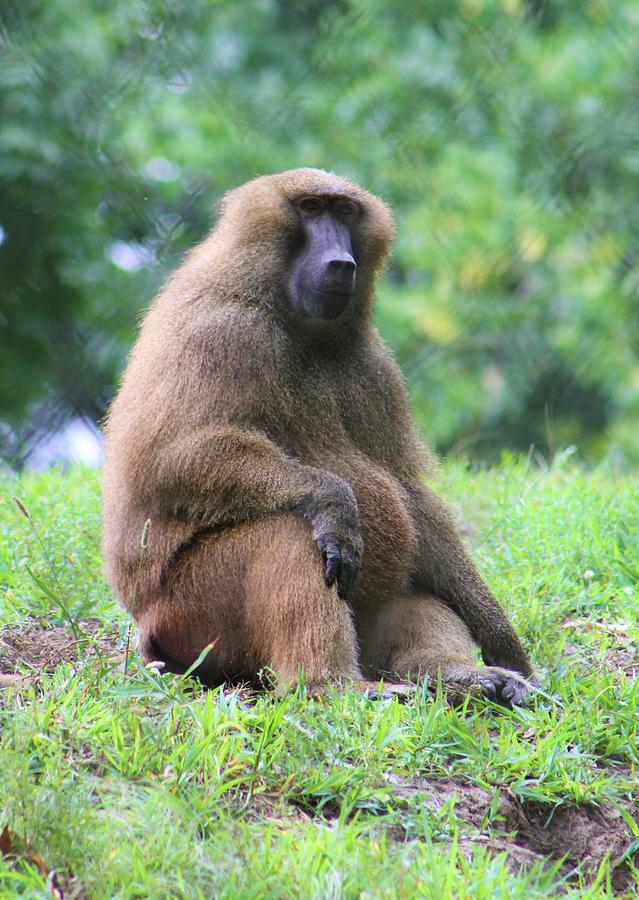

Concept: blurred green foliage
[[1, 0, 638, 463]]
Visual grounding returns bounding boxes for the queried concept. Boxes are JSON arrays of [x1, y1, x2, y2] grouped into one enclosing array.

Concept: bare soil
[[0, 618, 121, 679], [385, 774, 639, 894]]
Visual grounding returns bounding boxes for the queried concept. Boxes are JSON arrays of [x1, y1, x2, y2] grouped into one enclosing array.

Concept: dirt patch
[[0, 618, 121, 677], [513, 800, 636, 890], [384, 774, 638, 893]]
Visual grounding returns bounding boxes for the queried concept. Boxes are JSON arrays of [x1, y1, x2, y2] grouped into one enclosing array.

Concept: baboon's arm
[[145, 425, 363, 597], [407, 482, 533, 676]]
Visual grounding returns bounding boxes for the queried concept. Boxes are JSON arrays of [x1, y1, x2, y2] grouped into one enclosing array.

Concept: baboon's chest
[[257, 359, 418, 592], [286, 358, 395, 463]]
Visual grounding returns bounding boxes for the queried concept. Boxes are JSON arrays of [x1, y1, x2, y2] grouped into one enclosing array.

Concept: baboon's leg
[[357, 594, 531, 704], [136, 514, 363, 693], [242, 515, 363, 693]]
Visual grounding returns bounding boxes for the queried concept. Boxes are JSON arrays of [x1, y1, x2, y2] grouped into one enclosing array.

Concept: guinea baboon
[[103, 168, 535, 704]]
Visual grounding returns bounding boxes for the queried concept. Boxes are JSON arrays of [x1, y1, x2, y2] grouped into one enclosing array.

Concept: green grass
[[0, 457, 638, 898]]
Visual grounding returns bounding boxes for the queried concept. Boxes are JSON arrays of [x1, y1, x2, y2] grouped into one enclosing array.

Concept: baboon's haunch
[[103, 168, 535, 703]]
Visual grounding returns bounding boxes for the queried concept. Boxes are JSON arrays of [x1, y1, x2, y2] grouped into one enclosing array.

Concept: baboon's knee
[[242, 518, 362, 689]]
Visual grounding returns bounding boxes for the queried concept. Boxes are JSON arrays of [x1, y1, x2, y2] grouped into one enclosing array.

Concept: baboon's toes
[[359, 680, 414, 702], [478, 666, 535, 706]]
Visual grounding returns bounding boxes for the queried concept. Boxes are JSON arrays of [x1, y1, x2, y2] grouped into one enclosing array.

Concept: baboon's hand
[[315, 531, 363, 599], [306, 478, 363, 598]]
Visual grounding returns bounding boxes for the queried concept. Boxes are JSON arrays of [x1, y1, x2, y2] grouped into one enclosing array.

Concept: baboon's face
[[288, 193, 359, 320]]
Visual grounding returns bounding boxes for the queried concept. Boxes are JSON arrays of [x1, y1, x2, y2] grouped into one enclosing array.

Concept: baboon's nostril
[[327, 256, 356, 274]]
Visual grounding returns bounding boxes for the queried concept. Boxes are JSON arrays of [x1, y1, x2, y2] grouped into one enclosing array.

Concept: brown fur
[[103, 167, 534, 700]]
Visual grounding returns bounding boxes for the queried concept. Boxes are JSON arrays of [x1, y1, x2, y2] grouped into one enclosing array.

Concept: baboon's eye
[[335, 200, 357, 218], [299, 196, 323, 213]]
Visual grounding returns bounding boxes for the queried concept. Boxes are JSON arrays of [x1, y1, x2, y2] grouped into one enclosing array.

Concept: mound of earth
[[385, 775, 638, 893]]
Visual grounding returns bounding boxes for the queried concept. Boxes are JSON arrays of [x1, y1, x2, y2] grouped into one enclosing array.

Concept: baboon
[[103, 168, 535, 704]]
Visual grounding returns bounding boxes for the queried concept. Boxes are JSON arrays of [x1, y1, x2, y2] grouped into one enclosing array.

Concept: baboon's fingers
[[317, 535, 360, 599], [321, 540, 341, 588], [336, 550, 358, 599]]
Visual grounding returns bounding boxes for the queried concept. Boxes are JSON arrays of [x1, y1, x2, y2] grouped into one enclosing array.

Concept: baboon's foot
[[438, 664, 536, 707], [358, 680, 414, 702], [297, 678, 414, 701]]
